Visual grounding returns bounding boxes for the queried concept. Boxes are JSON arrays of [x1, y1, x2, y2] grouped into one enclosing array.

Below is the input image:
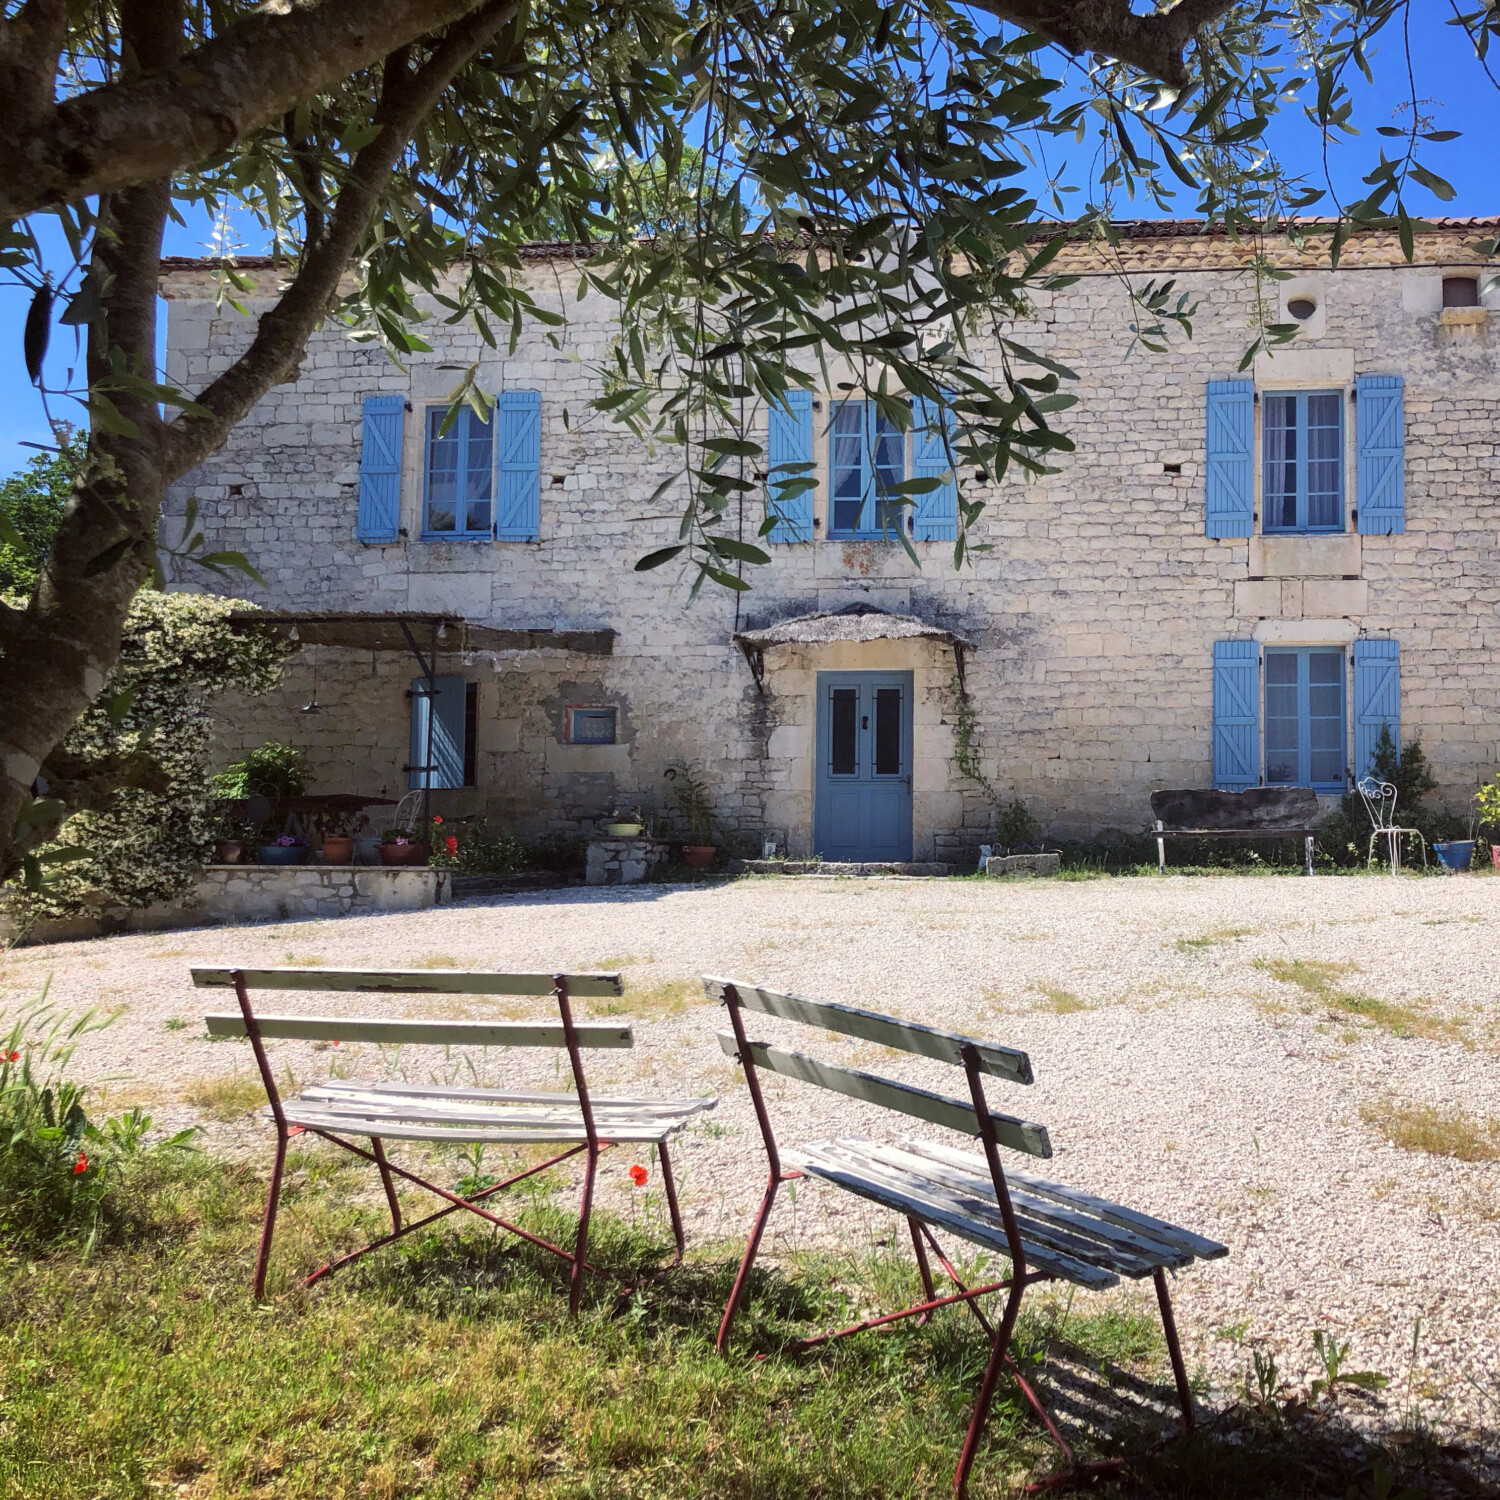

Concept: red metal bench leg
[[909, 1216, 937, 1323], [1153, 1267, 1194, 1432], [252, 1130, 288, 1300], [371, 1137, 401, 1234], [570, 1140, 598, 1315], [658, 1138, 685, 1266], [953, 1280, 1026, 1497], [716, 1173, 781, 1354]]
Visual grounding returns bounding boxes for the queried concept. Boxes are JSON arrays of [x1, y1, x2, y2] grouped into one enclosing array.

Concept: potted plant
[[314, 809, 368, 865], [605, 805, 646, 837], [376, 819, 432, 866], [258, 833, 311, 866], [211, 812, 254, 864], [1474, 775, 1500, 870], [664, 762, 718, 870]]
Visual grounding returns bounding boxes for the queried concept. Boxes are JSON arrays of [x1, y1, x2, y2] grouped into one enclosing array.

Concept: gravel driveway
[[4, 873, 1498, 1438]]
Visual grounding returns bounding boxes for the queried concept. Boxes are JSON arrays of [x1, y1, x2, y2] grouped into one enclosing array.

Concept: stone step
[[729, 859, 951, 877]]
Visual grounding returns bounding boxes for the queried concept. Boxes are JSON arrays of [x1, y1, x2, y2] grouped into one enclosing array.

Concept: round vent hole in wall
[[1287, 297, 1318, 321]]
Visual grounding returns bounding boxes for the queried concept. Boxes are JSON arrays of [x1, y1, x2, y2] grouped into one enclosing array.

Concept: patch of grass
[[1035, 984, 1090, 1014], [595, 953, 651, 969], [409, 953, 463, 968], [1175, 926, 1256, 952], [282, 952, 325, 966], [181, 1074, 267, 1122], [163, 1017, 187, 1031], [1360, 1100, 1500, 1162], [590, 978, 706, 1020], [1257, 959, 1465, 1044]]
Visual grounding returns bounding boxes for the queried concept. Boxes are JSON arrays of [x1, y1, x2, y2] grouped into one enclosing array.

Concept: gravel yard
[[5, 873, 1498, 1439]]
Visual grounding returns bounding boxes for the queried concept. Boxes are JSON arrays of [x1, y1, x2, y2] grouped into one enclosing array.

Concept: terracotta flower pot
[[321, 836, 354, 864], [214, 839, 247, 865], [1492, 843, 1500, 872], [682, 844, 716, 870], [377, 841, 429, 867]]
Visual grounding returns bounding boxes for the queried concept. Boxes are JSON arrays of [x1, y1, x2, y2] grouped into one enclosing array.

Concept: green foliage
[[1318, 730, 1453, 866], [949, 678, 1040, 850], [663, 761, 718, 843], [0, 992, 195, 1253], [429, 819, 526, 876], [0, 432, 82, 595], [211, 741, 309, 801], [4, 593, 293, 927], [1474, 773, 1500, 831]]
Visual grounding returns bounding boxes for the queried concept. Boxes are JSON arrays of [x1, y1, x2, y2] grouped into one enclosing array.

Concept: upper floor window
[[425, 405, 494, 538], [1262, 390, 1343, 534], [830, 402, 907, 539]]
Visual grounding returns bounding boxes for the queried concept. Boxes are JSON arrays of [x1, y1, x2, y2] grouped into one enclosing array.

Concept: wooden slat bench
[[194, 966, 716, 1308], [706, 976, 1226, 1497], [1151, 786, 1321, 875]]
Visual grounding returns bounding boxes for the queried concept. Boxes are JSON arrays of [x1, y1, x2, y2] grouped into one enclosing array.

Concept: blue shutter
[[494, 391, 541, 541], [1205, 380, 1254, 538], [409, 676, 467, 790], [358, 395, 404, 543], [766, 390, 814, 542], [912, 396, 958, 542], [1357, 375, 1405, 535], [1212, 640, 1260, 791], [1353, 639, 1400, 778]]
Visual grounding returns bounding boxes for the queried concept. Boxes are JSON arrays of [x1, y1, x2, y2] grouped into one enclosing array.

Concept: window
[[408, 676, 476, 789], [424, 405, 493, 537], [830, 402, 906, 538], [1264, 648, 1345, 792], [1442, 276, 1480, 308], [1262, 390, 1343, 533], [566, 706, 617, 745]]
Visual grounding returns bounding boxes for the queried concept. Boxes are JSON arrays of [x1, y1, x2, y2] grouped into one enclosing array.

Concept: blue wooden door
[[814, 671, 913, 861]]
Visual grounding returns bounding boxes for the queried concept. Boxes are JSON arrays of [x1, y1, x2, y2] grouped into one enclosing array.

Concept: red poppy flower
[[72, 1153, 88, 1175], [446, 836, 458, 854], [432, 815, 443, 825], [330, 1039, 340, 1048], [5, 1050, 17, 1063], [628, 1163, 648, 1187]]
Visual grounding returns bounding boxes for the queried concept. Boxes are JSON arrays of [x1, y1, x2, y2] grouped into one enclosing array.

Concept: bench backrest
[[1150, 786, 1320, 831], [704, 976, 1051, 1159], [193, 967, 629, 1050]]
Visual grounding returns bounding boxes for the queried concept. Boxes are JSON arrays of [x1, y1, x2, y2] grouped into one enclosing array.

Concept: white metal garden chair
[[1358, 776, 1427, 873]]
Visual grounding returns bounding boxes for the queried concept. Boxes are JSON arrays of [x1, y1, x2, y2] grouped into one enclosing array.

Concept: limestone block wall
[[164, 225, 1500, 845]]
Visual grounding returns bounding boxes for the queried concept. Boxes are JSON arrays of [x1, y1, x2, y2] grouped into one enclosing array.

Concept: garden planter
[[1492, 843, 1500, 872], [214, 839, 247, 864], [258, 843, 310, 866], [606, 822, 645, 837], [320, 836, 355, 864], [377, 842, 429, 867], [682, 844, 716, 870], [1433, 840, 1474, 873]]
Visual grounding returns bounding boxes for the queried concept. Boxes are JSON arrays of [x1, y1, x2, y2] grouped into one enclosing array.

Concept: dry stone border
[[3, 874, 1496, 1440]]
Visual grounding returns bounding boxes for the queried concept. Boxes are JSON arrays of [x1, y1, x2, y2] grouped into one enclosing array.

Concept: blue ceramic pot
[[257, 843, 311, 866], [1433, 840, 1474, 872]]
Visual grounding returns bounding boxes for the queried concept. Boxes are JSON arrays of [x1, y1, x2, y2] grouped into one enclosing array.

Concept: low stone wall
[[4, 864, 450, 945], [586, 836, 669, 885]]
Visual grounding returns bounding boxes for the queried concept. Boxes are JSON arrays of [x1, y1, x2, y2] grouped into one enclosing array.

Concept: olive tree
[[0, 0, 1492, 882]]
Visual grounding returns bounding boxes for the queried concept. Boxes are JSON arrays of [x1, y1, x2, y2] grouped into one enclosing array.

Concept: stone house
[[161, 219, 1500, 863]]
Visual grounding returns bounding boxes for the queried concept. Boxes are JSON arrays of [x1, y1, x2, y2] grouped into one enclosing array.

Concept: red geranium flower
[[432, 815, 443, 825], [446, 836, 458, 855], [72, 1153, 88, 1175], [628, 1163, 648, 1187]]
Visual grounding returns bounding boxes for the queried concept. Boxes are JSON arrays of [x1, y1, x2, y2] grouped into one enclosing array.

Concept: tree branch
[[0, 0, 68, 142], [961, 0, 1242, 86], [159, 0, 518, 481], [0, 0, 494, 222]]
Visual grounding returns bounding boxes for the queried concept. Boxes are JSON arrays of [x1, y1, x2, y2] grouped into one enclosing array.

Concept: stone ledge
[[985, 853, 1061, 877], [730, 860, 951, 877]]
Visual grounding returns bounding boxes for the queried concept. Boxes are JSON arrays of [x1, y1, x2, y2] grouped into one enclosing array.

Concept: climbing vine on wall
[[947, 676, 1041, 850]]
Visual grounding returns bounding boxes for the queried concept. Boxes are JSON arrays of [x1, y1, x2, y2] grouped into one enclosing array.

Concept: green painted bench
[[706, 975, 1226, 1496], [194, 966, 716, 1308]]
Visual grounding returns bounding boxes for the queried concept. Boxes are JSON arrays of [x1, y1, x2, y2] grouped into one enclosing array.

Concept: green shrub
[[211, 740, 308, 800], [429, 819, 525, 875], [0, 993, 196, 1253], [1319, 729, 1458, 866]]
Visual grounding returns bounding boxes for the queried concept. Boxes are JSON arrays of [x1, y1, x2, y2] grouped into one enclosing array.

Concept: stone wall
[[163, 225, 1500, 848]]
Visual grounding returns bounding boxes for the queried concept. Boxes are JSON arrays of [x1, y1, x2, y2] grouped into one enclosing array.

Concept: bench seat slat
[[809, 1141, 1165, 1279], [1155, 827, 1315, 839], [296, 1087, 712, 1125], [901, 1139, 1228, 1261], [282, 1105, 695, 1144], [718, 1033, 1051, 1158], [304, 1083, 713, 1117], [791, 1142, 1118, 1290], [704, 977, 1032, 1084], [859, 1142, 1193, 1271], [192, 967, 624, 998], [204, 1014, 633, 1049]]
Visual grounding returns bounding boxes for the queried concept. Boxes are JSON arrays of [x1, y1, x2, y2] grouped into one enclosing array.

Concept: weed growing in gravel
[[282, 952, 325, 965], [589, 978, 706, 1020], [163, 1017, 187, 1031], [1360, 1100, 1500, 1162], [1175, 927, 1257, 952], [1257, 959, 1466, 1044], [1035, 984, 1091, 1014], [182, 1074, 267, 1122]]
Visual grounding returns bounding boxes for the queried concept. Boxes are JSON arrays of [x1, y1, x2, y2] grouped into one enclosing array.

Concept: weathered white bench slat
[[289, 1091, 709, 1132], [204, 1014, 634, 1049], [717, 1033, 1052, 1158], [278, 1108, 688, 1145], [858, 1142, 1195, 1271], [193, 966, 625, 998], [809, 1140, 1165, 1279], [903, 1139, 1228, 1261], [703, 976, 1034, 1084], [304, 1082, 712, 1117], [793, 1144, 1119, 1290]]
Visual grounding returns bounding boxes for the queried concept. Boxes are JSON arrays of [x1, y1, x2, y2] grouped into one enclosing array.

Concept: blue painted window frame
[[829, 401, 907, 539], [567, 707, 617, 744], [1263, 646, 1346, 792], [1262, 389, 1345, 534], [423, 405, 494, 540]]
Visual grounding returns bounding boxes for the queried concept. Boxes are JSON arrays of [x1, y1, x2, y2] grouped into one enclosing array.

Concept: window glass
[[465, 408, 493, 533], [873, 688, 902, 776], [830, 688, 858, 775], [568, 707, 617, 745], [1263, 651, 1300, 784], [426, 410, 459, 532], [830, 405, 865, 536], [426, 406, 493, 537], [829, 402, 907, 537], [1264, 648, 1345, 790], [1306, 394, 1341, 529], [1261, 390, 1343, 534], [1307, 650, 1344, 785]]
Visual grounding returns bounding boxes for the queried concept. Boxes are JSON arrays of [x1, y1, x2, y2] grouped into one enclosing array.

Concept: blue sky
[[0, 12, 1493, 477]]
